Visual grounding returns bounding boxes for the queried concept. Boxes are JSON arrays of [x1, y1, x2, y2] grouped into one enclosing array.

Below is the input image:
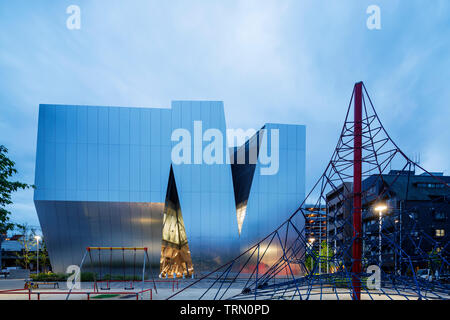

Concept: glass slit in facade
[[161, 166, 193, 277]]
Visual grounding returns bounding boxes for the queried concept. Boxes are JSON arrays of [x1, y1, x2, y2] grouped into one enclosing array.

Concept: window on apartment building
[[416, 183, 445, 189], [435, 229, 445, 237], [433, 210, 446, 221], [410, 211, 419, 220]]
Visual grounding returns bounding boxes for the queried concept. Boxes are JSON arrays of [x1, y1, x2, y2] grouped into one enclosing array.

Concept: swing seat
[[124, 281, 134, 290]]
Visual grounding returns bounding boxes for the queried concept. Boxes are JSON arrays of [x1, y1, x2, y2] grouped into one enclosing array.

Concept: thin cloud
[[0, 0, 448, 227]]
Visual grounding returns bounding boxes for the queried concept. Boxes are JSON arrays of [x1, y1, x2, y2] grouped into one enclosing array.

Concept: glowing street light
[[374, 204, 387, 212], [34, 235, 41, 274]]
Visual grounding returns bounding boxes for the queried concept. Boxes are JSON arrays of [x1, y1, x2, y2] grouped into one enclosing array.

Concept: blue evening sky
[[1, 0, 449, 228]]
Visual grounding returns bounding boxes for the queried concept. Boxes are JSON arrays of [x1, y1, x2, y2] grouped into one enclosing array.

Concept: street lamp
[[34, 235, 41, 274], [374, 204, 387, 269]]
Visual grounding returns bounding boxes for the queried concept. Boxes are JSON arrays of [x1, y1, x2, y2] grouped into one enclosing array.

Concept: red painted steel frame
[[352, 82, 363, 300], [0, 288, 153, 300]]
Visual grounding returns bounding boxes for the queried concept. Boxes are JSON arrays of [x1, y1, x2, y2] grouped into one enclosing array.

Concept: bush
[[30, 273, 67, 281], [96, 274, 147, 281], [331, 276, 369, 289], [80, 272, 96, 282], [30, 272, 99, 282], [29, 272, 147, 282]]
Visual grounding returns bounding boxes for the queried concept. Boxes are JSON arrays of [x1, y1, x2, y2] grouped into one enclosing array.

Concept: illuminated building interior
[[160, 167, 194, 277]]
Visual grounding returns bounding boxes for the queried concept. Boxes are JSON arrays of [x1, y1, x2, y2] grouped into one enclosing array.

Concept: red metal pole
[[352, 82, 363, 300]]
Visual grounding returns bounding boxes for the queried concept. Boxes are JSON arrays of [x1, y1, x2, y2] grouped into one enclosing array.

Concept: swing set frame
[[66, 247, 158, 300]]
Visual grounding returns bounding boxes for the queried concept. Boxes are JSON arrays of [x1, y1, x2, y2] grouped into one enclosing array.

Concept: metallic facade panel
[[233, 124, 306, 273], [170, 101, 239, 271], [34, 201, 164, 272]]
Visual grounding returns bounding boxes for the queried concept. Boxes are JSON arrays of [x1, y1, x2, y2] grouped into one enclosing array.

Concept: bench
[[24, 280, 59, 289]]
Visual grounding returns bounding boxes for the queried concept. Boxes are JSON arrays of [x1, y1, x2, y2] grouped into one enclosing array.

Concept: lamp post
[[394, 218, 399, 274], [308, 238, 316, 272], [34, 235, 41, 274], [374, 205, 387, 269]]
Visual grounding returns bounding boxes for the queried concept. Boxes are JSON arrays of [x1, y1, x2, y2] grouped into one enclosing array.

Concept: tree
[[305, 250, 317, 274], [428, 248, 443, 275], [37, 240, 50, 273], [319, 241, 334, 273], [15, 224, 37, 270], [14, 224, 49, 273], [305, 241, 334, 274], [0, 145, 32, 269]]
